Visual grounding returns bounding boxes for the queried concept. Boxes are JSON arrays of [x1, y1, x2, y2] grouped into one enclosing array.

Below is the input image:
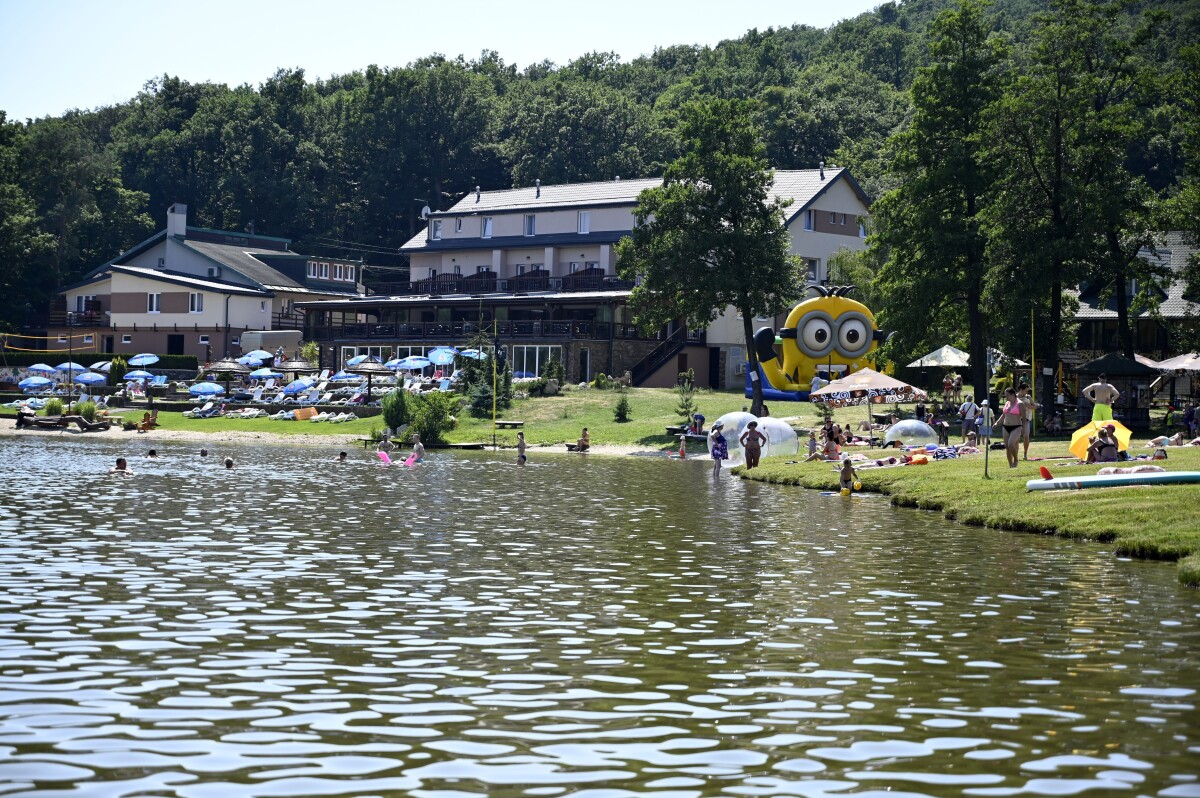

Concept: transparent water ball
[[884, 419, 939, 447], [708, 411, 758, 466]]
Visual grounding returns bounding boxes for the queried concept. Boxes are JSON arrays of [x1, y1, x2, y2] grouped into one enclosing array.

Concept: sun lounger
[[268, 409, 294, 420], [69, 415, 111, 432], [183, 402, 214, 418]]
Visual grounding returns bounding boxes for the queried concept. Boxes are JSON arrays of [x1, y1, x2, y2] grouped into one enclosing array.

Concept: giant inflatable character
[[750, 285, 886, 398]]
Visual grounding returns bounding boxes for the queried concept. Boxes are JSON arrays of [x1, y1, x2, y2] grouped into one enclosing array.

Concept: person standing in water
[[411, 433, 426, 462], [516, 431, 526, 464], [709, 420, 728, 477], [109, 457, 133, 476]]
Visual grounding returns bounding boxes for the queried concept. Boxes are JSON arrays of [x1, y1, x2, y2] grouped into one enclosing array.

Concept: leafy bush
[[299, 340, 320, 363], [544, 351, 566, 385], [592, 372, 611, 390], [43, 398, 64, 416], [410, 391, 460, 443], [468, 380, 495, 418], [613, 392, 632, 423], [108, 355, 127, 388], [526, 377, 548, 397], [381, 389, 411, 430], [76, 401, 97, 422]]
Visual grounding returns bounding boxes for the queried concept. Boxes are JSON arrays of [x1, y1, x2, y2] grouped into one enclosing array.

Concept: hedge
[[0, 352, 197, 370]]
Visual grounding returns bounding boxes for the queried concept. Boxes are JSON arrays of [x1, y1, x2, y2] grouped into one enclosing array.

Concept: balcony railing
[[367, 274, 636, 297], [47, 310, 107, 327], [306, 320, 626, 342]]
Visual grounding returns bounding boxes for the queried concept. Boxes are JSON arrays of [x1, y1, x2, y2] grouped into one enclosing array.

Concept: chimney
[[818, 162, 825, 180], [475, 186, 481, 203], [535, 178, 541, 198], [167, 203, 188, 238]]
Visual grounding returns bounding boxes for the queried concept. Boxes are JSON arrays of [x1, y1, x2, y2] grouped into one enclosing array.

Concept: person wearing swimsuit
[[740, 420, 767, 469], [709, 421, 729, 477], [1001, 387, 1023, 468]]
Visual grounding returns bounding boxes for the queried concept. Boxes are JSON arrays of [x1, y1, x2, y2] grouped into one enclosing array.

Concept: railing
[[306, 320, 619, 342], [47, 310, 107, 327], [367, 274, 636, 297], [630, 327, 700, 386], [272, 312, 305, 330]]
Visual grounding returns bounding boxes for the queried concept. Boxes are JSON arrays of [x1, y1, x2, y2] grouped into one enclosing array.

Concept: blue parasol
[[346, 354, 382, 367], [128, 353, 160, 367], [237, 355, 263, 367], [123, 370, 155, 381], [330, 370, 363, 382], [74, 372, 107, 385], [55, 361, 89, 375], [427, 348, 458, 366], [19, 376, 53, 391], [249, 367, 284, 379], [458, 348, 488, 361], [89, 360, 112, 372], [281, 377, 317, 394], [396, 356, 432, 370], [244, 349, 273, 360], [188, 382, 226, 396]]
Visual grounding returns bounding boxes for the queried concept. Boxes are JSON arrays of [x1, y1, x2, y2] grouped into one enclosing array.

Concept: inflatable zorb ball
[[755, 417, 800, 459], [884, 419, 938, 447], [708, 411, 758, 466]]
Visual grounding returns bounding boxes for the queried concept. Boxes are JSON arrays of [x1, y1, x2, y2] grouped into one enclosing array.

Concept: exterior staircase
[[630, 328, 692, 387]]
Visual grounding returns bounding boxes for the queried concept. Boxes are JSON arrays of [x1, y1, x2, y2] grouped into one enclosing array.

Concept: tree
[[872, 0, 1005, 398], [616, 98, 802, 414], [0, 112, 54, 329]]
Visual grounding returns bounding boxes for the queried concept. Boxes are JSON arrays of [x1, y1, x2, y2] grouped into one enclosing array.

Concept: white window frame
[[431, 219, 443, 240], [348, 265, 356, 281], [524, 214, 536, 237], [804, 258, 820, 283], [482, 217, 493, 238], [307, 260, 318, 278], [83, 334, 94, 344], [569, 261, 582, 273], [510, 345, 562, 378], [577, 211, 590, 234], [829, 211, 837, 224], [319, 262, 329, 279], [189, 292, 204, 313], [455, 217, 463, 233], [57, 335, 67, 343], [122, 334, 133, 344], [231, 336, 240, 346], [516, 264, 525, 275], [198, 334, 210, 345], [859, 221, 867, 238], [452, 264, 462, 276], [840, 213, 847, 226], [147, 293, 161, 313], [804, 210, 815, 231], [76, 294, 97, 313], [260, 301, 267, 312], [584, 261, 599, 271]]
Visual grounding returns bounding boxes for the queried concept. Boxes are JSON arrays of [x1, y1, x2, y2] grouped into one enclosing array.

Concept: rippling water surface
[[0, 436, 1197, 797]]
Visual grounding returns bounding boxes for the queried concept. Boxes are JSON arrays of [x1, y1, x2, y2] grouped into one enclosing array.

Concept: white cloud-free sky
[[1, 0, 881, 121]]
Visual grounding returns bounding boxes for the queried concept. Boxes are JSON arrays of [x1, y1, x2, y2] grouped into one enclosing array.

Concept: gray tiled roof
[[403, 168, 864, 252], [180, 239, 306, 291], [111, 265, 268, 295], [1073, 232, 1199, 320]]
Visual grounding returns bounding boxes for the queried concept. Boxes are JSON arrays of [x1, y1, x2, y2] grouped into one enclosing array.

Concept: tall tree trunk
[[1042, 275, 1062, 422], [741, 308, 763, 416], [1108, 228, 1135, 359], [966, 270, 988, 405]]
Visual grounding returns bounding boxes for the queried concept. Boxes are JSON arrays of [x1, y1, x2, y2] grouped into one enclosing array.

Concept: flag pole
[[491, 318, 498, 451]]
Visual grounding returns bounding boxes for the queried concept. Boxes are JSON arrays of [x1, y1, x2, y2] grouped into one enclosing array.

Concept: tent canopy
[[1077, 352, 1159, 377], [906, 345, 969, 369]]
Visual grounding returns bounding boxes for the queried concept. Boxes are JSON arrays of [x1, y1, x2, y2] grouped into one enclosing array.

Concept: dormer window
[[431, 219, 442, 240]]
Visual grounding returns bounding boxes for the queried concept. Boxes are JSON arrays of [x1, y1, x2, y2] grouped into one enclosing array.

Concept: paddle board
[[1026, 470, 1200, 491]]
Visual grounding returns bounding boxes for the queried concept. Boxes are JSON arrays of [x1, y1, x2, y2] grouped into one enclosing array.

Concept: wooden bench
[[495, 420, 524, 429]]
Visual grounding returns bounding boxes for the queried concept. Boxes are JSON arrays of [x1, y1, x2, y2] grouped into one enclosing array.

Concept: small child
[[840, 457, 859, 491], [807, 430, 818, 458]]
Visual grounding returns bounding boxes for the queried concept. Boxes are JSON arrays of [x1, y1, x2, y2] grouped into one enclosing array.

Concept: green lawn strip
[[736, 441, 1200, 585]]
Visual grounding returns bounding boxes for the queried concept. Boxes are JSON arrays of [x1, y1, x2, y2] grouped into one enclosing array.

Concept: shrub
[[526, 377, 548, 397], [613, 392, 632, 423], [468, 380, 495, 418], [76, 401, 97, 422], [381, 389, 411, 430], [43, 398, 64, 416], [108, 355, 127, 388], [544, 351, 566, 385], [410, 391, 460, 443], [299, 341, 320, 363], [676, 369, 697, 422], [592, 372, 610, 390]]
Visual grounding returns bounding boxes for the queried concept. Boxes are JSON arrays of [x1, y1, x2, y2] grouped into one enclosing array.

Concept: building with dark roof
[[53, 204, 364, 361], [299, 167, 871, 387]]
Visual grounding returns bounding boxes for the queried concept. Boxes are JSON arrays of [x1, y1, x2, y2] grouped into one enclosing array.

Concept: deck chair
[[151, 375, 167, 386], [318, 369, 331, 381], [250, 386, 264, 403], [183, 402, 214, 418], [137, 410, 159, 432], [196, 403, 222, 419], [438, 379, 451, 392]]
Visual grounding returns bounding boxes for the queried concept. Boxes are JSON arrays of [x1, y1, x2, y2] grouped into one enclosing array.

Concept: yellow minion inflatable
[[749, 285, 887, 400]]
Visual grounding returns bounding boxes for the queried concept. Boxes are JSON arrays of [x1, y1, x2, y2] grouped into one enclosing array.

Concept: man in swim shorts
[[1082, 373, 1120, 422]]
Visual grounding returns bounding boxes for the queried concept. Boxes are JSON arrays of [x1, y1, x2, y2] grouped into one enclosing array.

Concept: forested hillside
[[0, 0, 1195, 344]]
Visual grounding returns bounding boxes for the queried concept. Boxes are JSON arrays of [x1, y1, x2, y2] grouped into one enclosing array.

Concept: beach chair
[[318, 369, 331, 381], [183, 402, 214, 418], [438, 379, 451, 392], [268, 409, 294, 420], [151, 375, 167, 387], [249, 386, 264, 403], [137, 410, 159, 432]]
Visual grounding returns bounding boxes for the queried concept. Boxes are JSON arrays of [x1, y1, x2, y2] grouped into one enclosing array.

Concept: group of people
[[707, 419, 768, 476], [110, 447, 233, 475]]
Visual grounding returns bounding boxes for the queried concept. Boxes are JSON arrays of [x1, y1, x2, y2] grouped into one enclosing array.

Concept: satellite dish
[[420, 205, 432, 220]]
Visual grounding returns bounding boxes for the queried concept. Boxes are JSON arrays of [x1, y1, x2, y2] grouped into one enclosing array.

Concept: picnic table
[[495, 420, 524, 429]]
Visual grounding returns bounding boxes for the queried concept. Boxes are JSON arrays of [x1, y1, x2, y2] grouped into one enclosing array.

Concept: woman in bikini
[[739, 420, 767, 469], [1000, 387, 1023, 468]]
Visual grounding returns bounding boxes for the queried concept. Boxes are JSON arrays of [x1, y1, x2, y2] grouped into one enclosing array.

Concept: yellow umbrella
[[1069, 419, 1132, 460]]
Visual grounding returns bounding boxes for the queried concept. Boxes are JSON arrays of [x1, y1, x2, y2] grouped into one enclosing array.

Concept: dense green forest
[[1, 0, 1196, 378]]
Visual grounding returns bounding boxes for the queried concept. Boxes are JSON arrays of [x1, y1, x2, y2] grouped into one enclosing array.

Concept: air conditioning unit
[[207, 266, 221, 278], [733, 362, 747, 375]]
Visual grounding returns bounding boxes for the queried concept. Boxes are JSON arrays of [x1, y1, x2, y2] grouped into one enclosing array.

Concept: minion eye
[[797, 312, 836, 359], [835, 312, 874, 359]]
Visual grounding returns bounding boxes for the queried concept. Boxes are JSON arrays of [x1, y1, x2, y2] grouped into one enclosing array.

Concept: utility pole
[[66, 311, 74, 412]]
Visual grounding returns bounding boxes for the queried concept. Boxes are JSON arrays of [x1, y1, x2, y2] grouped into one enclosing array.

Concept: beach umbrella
[[1068, 420, 1132, 461], [811, 367, 929, 434], [19, 376, 53, 391], [282, 377, 317, 395], [89, 360, 111, 372], [277, 359, 319, 376], [243, 349, 273, 360], [74, 372, 107, 385], [128, 353, 159, 367], [189, 381, 226, 397], [384, 358, 405, 370], [347, 359, 392, 397], [123, 370, 155, 380], [458, 348, 488, 360], [1157, 352, 1200, 372], [55, 361, 90, 375], [206, 357, 251, 375], [427, 348, 458, 366], [330, 370, 362, 381], [249, 367, 284, 380], [346, 354, 382, 367], [237, 355, 263, 367], [397, 355, 432, 370], [27, 363, 57, 376]]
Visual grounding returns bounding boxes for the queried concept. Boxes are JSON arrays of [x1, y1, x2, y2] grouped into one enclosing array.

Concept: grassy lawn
[[736, 440, 1200, 586]]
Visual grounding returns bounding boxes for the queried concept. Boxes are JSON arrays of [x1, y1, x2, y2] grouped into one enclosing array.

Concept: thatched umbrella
[[346, 359, 392, 400], [278, 358, 319, 375], [206, 357, 251, 396]]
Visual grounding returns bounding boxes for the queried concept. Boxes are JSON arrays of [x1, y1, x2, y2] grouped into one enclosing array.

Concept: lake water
[[0, 436, 1197, 797]]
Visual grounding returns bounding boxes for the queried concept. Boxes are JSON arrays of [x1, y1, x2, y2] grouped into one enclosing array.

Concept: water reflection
[[0, 436, 1196, 797]]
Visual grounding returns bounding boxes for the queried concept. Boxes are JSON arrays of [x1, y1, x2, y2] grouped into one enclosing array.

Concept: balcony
[[366, 272, 636, 297], [307, 319, 618, 342]]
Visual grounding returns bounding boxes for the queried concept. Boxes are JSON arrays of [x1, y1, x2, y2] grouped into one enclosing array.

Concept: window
[[198, 335, 210, 345], [431, 219, 442, 240], [189, 292, 204, 313], [231, 336, 240, 346], [319, 262, 329, 279], [804, 258, 820, 283], [524, 214, 536, 236], [510, 345, 562, 378], [482, 217, 493, 238], [569, 261, 582, 273], [57, 335, 67, 343], [452, 264, 462, 276], [840, 213, 847, 225], [122, 335, 132, 344], [804, 210, 815, 231], [584, 261, 599, 271], [429, 268, 437, 280], [859, 221, 867, 238], [455, 217, 463, 233], [478, 265, 492, 273], [516, 264, 525, 275], [348, 265, 356, 281], [578, 211, 590, 234], [83, 334, 94, 344], [75, 294, 96, 313], [260, 301, 267, 312], [147, 293, 161, 313], [307, 260, 318, 278], [829, 212, 837, 224]]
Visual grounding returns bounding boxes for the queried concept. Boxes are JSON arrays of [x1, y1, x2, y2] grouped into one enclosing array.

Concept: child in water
[[839, 457, 860, 492]]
